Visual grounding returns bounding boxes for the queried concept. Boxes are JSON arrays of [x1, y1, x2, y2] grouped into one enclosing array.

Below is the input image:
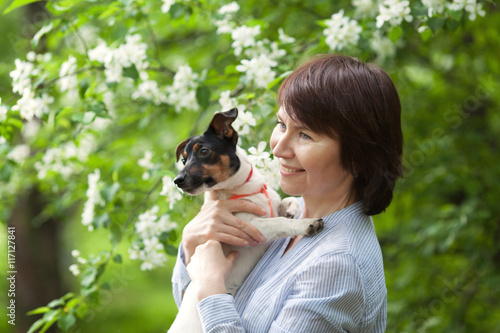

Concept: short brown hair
[[278, 54, 403, 215]]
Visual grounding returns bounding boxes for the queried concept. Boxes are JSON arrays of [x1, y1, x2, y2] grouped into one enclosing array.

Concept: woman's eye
[[277, 120, 286, 130], [299, 132, 311, 140]]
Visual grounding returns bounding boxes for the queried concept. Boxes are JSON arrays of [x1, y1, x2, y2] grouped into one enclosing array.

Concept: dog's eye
[[199, 148, 210, 157], [181, 158, 187, 165]]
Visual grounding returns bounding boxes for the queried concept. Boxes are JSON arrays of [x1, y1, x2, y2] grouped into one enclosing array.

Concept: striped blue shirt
[[172, 201, 387, 332]]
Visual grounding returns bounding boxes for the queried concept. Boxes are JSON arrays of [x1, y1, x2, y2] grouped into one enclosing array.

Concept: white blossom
[[219, 2, 239, 15], [247, 142, 281, 191], [236, 54, 277, 88], [323, 10, 363, 51], [71, 250, 81, 257], [166, 65, 200, 112], [132, 80, 167, 105], [81, 169, 104, 228], [0, 98, 8, 122], [138, 150, 155, 180], [231, 25, 261, 56], [129, 207, 177, 271], [34, 141, 86, 180], [422, 0, 447, 16], [59, 56, 78, 93], [278, 28, 295, 44], [370, 30, 397, 63], [160, 176, 183, 210], [87, 34, 149, 83], [447, 0, 485, 21], [232, 110, 256, 135], [352, 0, 379, 18], [9, 58, 40, 94], [69, 264, 80, 276], [376, 0, 413, 28], [161, 0, 175, 13], [135, 206, 176, 239], [7, 144, 30, 164], [11, 90, 54, 121]]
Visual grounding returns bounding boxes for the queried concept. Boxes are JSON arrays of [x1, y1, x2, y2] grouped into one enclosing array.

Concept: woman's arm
[[181, 191, 267, 264]]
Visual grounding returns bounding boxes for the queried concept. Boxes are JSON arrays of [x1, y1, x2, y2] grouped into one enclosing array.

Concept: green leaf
[[196, 86, 211, 110], [389, 26, 403, 42], [82, 112, 96, 125], [112, 254, 122, 264], [267, 71, 292, 90], [31, 21, 54, 48], [40, 309, 62, 333], [80, 267, 98, 288], [27, 306, 51, 316], [27, 318, 45, 333], [57, 313, 76, 332], [102, 182, 120, 202], [420, 28, 433, 42], [122, 65, 139, 81], [47, 298, 64, 308], [427, 17, 445, 32], [75, 302, 88, 320], [163, 244, 178, 256], [3, 0, 43, 14]]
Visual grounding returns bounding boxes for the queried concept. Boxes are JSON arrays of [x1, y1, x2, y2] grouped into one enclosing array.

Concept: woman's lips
[[280, 165, 305, 175]]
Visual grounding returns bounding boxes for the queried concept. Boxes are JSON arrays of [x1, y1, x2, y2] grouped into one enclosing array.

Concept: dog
[[168, 108, 324, 333]]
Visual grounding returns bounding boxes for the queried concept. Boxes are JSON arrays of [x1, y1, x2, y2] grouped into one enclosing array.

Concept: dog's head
[[173, 108, 241, 195]]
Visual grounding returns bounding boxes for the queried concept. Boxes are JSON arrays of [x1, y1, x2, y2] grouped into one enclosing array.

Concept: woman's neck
[[302, 187, 357, 218]]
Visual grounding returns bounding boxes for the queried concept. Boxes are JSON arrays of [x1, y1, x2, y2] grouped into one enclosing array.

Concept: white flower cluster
[[236, 54, 279, 89], [9, 53, 54, 121], [352, 0, 379, 18], [81, 169, 104, 230], [138, 150, 155, 180], [34, 141, 89, 180], [376, 0, 413, 28], [214, 2, 240, 34], [247, 142, 281, 191], [159, 176, 183, 210], [132, 80, 167, 106], [166, 65, 201, 112], [68, 250, 87, 276], [323, 9, 363, 51], [218, 91, 256, 135], [6, 144, 30, 165], [59, 56, 78, 94], [447, 0, 485, 21], [0, 98, 8, 122], [129, 206, 177, 271], [214, 2, 289, 89], [88, 34, 149, 83]]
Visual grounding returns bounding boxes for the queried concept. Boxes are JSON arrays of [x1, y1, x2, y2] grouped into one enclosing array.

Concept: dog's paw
[[306, 219, 324, 236], [278, 197, 302, 219]]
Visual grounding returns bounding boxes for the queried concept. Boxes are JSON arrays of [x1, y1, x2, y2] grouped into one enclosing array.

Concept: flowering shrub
[[0, 0, 491, 331]]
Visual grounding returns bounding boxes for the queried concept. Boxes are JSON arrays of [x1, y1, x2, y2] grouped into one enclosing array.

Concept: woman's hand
[[182, 191, 267, 264], [187, 240, 239, 301]]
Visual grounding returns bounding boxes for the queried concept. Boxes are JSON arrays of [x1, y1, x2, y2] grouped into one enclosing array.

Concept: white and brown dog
[[168, 108, 323, 333]]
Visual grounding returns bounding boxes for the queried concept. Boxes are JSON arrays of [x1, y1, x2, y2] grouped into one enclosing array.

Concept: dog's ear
[[209, 108, 239, 144], [175, 139, 189, 162]]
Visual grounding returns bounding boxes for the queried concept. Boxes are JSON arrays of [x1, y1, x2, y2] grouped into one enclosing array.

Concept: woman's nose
[[270, 129, 293, 159]]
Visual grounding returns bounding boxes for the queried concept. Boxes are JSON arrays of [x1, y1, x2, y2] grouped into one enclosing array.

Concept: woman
[[172, 54, 403, 332]]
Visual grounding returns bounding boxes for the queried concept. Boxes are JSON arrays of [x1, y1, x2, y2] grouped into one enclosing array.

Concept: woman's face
[[270, 108, 354, 203]]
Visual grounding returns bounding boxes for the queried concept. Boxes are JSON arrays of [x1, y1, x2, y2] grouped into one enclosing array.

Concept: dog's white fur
[[168, 147, 323, 333]]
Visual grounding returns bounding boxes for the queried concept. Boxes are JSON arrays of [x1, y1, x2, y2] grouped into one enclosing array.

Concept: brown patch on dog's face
[[202, 155, 233, 184]]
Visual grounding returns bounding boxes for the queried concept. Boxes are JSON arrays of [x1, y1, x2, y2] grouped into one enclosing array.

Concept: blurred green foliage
[[0, 0, 499, 332]]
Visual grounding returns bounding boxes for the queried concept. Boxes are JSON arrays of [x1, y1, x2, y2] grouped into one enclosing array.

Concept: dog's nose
[[173, 174, 185, 186]]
